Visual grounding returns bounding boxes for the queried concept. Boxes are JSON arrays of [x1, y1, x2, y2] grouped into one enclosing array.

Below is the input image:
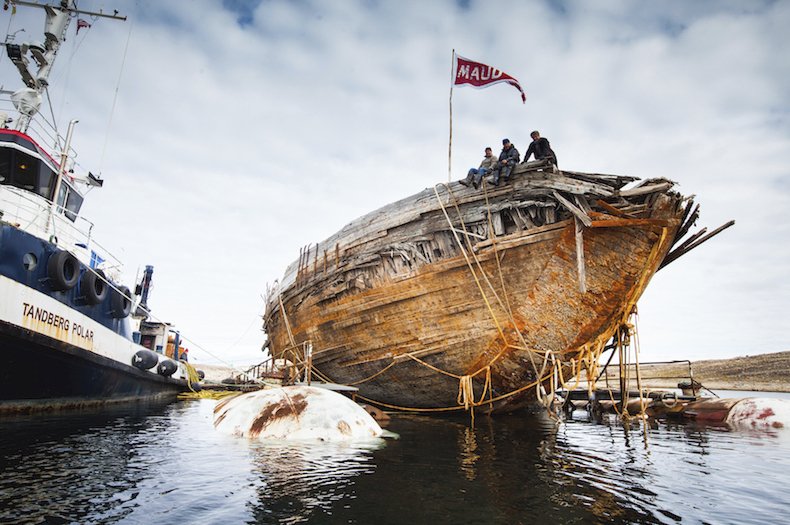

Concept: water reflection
[[316, 411, 664, 525], [1, 400, 789, 524], [457, 426, 480, 481], [0, 401, 174, 525], [247, 440, 380, 524]]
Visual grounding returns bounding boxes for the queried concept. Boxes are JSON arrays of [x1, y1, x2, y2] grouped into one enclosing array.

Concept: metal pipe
[[47, 118, 77, 240]]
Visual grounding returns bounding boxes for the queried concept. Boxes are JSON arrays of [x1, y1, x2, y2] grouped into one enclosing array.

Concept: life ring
[[80, 269, 108, 305], [47, 250, 79, 291], [110, 285, 132, 318]]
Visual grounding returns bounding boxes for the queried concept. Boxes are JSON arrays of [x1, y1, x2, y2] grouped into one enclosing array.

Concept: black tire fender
[[80, 269, 108, 305], [47, 250, 79, 291], [110, 285, 132, 318]]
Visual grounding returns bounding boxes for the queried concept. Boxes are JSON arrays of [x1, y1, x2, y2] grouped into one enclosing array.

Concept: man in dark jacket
[[523, 130, 558, 167], [490, 138, 520, 186]]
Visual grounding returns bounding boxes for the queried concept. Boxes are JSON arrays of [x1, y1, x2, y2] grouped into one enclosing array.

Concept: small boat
[[263, 159, 732, 414], [0, 1, 193, 413]]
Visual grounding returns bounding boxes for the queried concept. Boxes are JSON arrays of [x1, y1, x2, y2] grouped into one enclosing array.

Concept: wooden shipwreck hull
[[264, 160, 723, 413]]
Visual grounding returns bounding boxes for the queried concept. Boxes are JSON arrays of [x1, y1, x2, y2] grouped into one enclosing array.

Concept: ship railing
[[0, 185, 123, 274], [595, 359, 718, 398], [282, 340, 314, 385], [237, 355, 285, 382], [0, 98, 81, 174], [236, 341, 315, 385]]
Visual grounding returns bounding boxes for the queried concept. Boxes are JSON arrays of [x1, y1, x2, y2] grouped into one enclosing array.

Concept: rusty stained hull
[[266, 196, 681, 413]]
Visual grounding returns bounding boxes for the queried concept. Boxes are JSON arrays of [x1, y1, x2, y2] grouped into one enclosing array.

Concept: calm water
[[1, 394, 789, 525]]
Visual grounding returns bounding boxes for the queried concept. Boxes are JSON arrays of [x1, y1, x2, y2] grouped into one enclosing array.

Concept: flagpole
[[448, 49, 455, 182]]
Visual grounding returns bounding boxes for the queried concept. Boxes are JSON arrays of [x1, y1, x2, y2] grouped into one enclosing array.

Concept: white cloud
[[5, 0, 787, 366]]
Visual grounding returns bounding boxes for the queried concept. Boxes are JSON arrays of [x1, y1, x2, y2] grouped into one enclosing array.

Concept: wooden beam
[[574, 195, 593, 215], [659, 220, 735, 269], [472, 221, 569, 251], [595, 199, 635, 218], [589, 218, 671, 229], [671, 202, 700, 248], [669, 227, 708, 255], [619, 182, 674, 198], [553, 191, 592, 227], [575, 217, 587, 293], [588, 211, 622, 221]]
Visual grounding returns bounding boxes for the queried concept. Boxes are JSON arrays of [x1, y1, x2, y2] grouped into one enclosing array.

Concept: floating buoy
[[727, 398, 790, 430], [683, 397, 790, 430], [213, 385, 383, 441]]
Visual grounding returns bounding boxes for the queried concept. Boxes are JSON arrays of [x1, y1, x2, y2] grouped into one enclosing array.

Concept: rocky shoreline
[[594, 350, 790, 393]]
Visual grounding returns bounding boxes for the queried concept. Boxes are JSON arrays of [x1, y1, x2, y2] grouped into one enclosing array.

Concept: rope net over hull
[[264, 163, 710, 414]]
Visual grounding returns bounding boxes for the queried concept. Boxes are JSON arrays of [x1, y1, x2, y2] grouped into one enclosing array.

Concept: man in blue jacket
[[490, 138, 520, 186]]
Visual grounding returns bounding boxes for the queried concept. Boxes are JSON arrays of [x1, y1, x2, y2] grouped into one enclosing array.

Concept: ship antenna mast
[[4, 0, 126, 132]]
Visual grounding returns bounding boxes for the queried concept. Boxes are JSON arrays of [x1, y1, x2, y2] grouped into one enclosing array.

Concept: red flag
[[76, 18, 91, 34], [453, 53, 526, 103]]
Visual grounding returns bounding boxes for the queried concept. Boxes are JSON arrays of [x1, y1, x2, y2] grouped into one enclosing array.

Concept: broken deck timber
[[263, 159, 729, 413]]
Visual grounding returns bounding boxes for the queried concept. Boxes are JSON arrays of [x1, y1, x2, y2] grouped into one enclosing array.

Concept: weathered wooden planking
[[260, 163, 730, 413], [264, 176, 686, 412], [266, 198, 681, 412], [589, 218, 672, 229], [273, 169, 634, 296], [268, 170, 686, 319]]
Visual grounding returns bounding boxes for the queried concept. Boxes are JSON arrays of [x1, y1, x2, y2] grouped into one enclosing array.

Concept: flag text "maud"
[[457, 65, 503, 82]]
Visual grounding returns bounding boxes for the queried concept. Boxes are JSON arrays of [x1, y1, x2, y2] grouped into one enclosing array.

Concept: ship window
[[37, 162, 55, 199], [0, 147, 55, 199], [57, 183, 68, 209], [13, 151, 37, 191], [0, 148, 10, 183], [63, 184, 83, 222]]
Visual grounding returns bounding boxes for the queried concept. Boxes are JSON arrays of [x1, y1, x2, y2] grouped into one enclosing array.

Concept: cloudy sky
[[3, 0, 788, 367]]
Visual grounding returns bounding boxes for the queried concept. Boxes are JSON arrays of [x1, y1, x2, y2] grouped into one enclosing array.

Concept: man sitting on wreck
[[522, 130, 558, 168], [459, 146, 498, 189], [489, 138, 520, 186]]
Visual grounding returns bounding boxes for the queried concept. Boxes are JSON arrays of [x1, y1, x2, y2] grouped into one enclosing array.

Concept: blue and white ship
[[0, 1, 192, 413]]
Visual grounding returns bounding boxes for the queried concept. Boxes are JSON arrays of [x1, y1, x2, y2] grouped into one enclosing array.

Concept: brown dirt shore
[[605, 350, 790, 393]]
